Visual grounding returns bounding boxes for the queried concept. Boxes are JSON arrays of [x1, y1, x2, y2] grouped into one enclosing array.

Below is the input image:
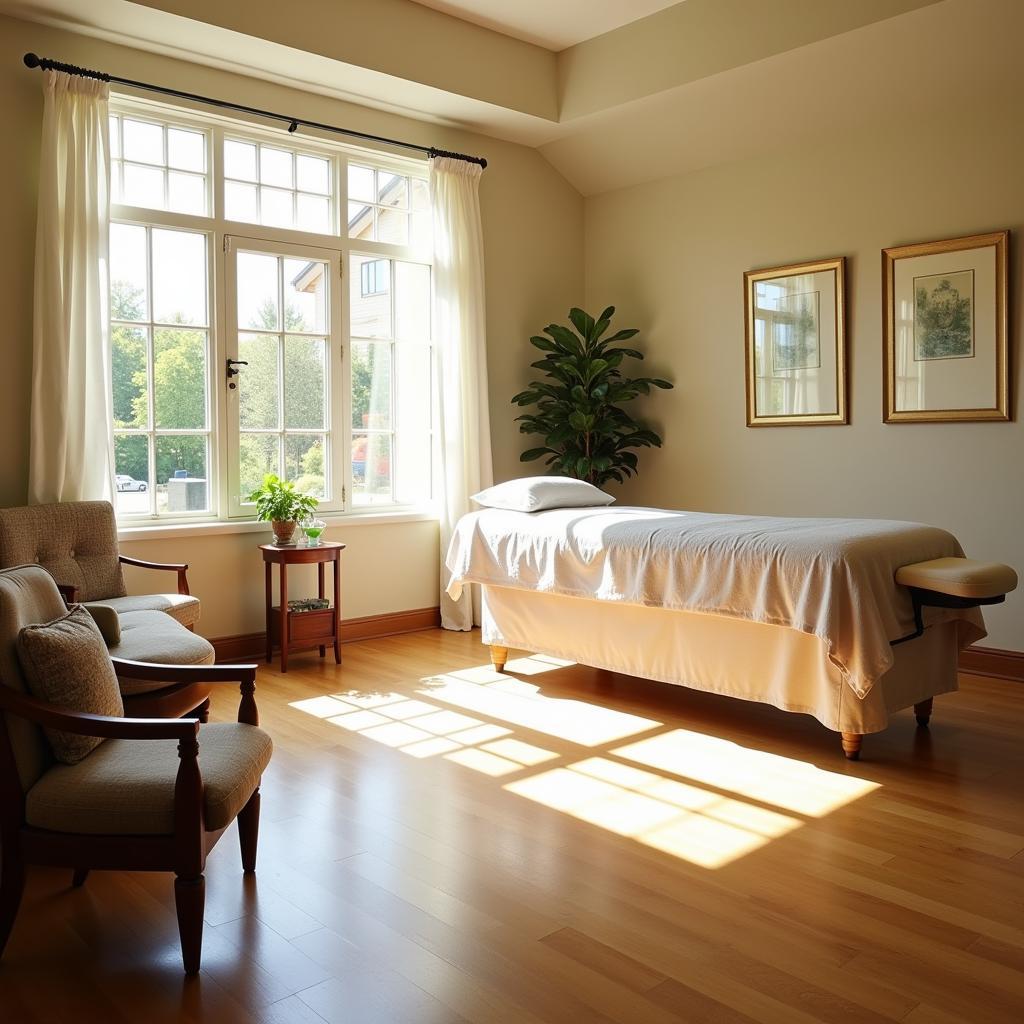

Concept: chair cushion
[[111, 611, 215, 696], [83, 603, 121, 645], [25, 723, 272, 835], [895, 557, 1019, 600], [16, 605, 124, 765], [0, 501, 125, 602], [101, 593, 201, 628]]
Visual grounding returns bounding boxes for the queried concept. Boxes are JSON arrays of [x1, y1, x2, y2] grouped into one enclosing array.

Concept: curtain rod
[[22, 52, 487, 169]]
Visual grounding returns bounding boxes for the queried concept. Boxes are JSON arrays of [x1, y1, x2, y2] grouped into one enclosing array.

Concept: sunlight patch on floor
[[613, 729, 880, 816], [505, 756, 801, 868]]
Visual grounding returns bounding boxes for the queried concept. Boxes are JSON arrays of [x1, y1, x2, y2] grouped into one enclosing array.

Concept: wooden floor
[[2, 628, 1023, 1023]]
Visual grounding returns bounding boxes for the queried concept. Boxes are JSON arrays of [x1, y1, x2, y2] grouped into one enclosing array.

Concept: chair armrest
[[111, 659, 259, 726], [0, 684, 199, 741], [119, 555, 191, 596], [56, 582, 79, 606]]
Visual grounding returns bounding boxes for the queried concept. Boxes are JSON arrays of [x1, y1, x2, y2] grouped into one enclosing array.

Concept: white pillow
[[471, 476, 615, 513]]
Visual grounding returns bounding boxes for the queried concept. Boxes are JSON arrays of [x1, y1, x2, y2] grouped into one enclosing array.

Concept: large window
[[108, 99, 435, 522]]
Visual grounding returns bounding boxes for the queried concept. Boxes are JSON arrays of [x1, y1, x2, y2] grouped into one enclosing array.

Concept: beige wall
[[0, 14, 583, 636], [585, 100, 1024, 651]]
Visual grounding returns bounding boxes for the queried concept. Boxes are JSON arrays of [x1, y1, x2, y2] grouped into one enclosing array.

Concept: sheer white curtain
[[29, 70, 114, 504], [431, 156, 492, 630]]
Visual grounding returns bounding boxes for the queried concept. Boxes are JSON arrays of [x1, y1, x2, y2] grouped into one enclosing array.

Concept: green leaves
[[246, 472, 320, 523], [512, 307, 674, 486]]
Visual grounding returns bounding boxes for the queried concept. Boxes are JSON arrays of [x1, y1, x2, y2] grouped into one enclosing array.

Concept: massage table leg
[[489, 645, 509, 672], [841, 733, 863, 760], [914, 697, 933, 727]]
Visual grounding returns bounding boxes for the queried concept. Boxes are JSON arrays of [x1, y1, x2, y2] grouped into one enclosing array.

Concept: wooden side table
[[260, 541, 345, 673]]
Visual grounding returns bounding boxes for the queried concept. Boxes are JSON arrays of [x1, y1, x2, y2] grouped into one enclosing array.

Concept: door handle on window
[[226, 358, 248, 389]]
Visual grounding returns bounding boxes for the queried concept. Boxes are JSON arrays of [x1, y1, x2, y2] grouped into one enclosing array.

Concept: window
[[224, 139, 333, 234], [108, 99, 435, 523], [110, 113, 209, 215], [347, 164, 430, 247], [110, 223, 212, 516], [360, 258, 389, 297]]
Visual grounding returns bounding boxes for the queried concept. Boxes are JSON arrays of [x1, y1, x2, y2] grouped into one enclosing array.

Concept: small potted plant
[[246, 473, 319, 546]]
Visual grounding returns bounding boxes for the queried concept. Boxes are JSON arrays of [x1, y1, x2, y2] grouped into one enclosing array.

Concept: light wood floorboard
[[2, 628, 1023, 1022]]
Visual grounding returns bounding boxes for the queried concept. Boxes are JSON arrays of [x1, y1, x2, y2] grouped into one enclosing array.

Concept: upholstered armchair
[[0, 565, 271, 975], [0, 501, 216, 719]]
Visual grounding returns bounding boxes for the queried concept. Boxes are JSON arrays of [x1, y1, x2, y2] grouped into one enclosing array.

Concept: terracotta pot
[[272, 519, 297, 545]]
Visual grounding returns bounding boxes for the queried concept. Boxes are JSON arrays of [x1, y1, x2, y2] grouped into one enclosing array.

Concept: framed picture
[[744, 256, 847, 426], [883, 231, 1009, 422]]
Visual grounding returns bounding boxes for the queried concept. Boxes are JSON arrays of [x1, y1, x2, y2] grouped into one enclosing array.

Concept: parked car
[[115, 474, 147, 492]]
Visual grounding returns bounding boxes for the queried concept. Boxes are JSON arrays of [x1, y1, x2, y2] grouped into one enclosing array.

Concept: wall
[[0, 14, 583, 637], [585, 101, 1024, 651]]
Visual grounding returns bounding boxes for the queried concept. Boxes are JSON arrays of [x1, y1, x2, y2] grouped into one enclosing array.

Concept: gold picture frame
[[883, 230, 1009, 423], [744, 256, 847, 426]]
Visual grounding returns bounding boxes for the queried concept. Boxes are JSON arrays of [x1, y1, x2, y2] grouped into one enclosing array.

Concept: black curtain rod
[[23, 52, 487, 169]]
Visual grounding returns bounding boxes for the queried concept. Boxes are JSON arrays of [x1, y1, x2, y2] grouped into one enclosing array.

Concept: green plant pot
[[272, 519, 298, 545]]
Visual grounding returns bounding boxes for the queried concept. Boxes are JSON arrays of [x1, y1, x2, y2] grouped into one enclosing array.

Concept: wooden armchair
[[0, 566, 271, 976]]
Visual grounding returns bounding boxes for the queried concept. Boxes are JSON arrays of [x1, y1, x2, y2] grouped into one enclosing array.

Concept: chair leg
[[0, 845, 26, 959], [489, 645, 509, 672], [197, 698, 211, 724], [914, 697, 934, 727], [841, 732, 863, 760], [174, 874, 206, 976], [238, 788, 261, 874], [71, 867, 90, 888]]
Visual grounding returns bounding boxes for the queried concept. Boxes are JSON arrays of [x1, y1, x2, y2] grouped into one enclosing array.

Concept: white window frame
[[109, 94, 435, 526]]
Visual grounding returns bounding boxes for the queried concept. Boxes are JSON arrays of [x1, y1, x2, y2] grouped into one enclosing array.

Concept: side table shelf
[[260, 541, 346, 673]]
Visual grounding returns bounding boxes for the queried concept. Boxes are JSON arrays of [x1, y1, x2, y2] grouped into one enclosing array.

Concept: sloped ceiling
[[5, 0, 1016, 195]]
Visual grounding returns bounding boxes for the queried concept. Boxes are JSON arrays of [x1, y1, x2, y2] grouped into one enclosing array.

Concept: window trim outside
[[109, 94, 435, 526]]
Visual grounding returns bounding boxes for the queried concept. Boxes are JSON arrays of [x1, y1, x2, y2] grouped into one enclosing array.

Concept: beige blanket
[[445, 506, 986, 698]]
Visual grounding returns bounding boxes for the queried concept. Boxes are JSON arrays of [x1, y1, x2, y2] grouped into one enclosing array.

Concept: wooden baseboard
[[958, 645, 1024, 682], [212, 606, 441, 662]]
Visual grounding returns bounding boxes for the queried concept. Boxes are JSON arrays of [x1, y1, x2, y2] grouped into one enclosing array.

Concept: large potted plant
[[512, 307, 673, 485], [246, 473, 319, 545]]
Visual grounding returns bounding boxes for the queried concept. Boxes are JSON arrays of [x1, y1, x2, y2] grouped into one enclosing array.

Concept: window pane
[[260, 186, 293, 227], [285, 434, 326, 498], [410, 210, 431, 248], [260, 147, 293, 188], [284, 258, 327, 332], [110, 224, 148, 321], [156, 436, 209, 513], [376, 207, 408, 245], [351, 342, 391, 430], [239, 433, 280, 499], [153, 229, 207, 325], [352, 433, 392, 505], [350, 256, 391, 338], [153, 328, 207, 429], [395, 345, 432, 504], [123, 163, 165, 209], [225, 180, 257, 222], [411, 178, 429, 211], [123, 118, 163, 164], [297, 155, 330, 194], [296, 193, 330, 234], [111, 160, 123, 204], [224, 140, 257, 181], [168, 171, 206, 215], [377, 172, 407, 208], [238, 333, 280, 430], [348, 201, 373, 240], [112, 325, 148, 429], [348, 164, 374, 202], [237, 252, 279, 330], [114, 435, 150, 515], [167, 128, 204, 172], [109, 116, 121, 158], [395, 261, 430, 342], [284, 336, 326, 429]]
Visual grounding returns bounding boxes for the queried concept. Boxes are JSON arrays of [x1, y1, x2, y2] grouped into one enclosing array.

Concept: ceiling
[[408, 0, 682, 51]]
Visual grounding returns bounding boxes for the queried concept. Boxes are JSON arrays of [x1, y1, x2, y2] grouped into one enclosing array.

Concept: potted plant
[[246, 473, 319, 546], [512, 306, 673, 484]]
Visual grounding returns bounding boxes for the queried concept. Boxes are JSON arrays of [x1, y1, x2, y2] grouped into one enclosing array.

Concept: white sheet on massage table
[[446, 506, 986, 698], [481, 586, 960, 734]]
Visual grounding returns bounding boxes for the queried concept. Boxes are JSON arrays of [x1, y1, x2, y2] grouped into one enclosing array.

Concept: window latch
[[226, 358, 248, 389]]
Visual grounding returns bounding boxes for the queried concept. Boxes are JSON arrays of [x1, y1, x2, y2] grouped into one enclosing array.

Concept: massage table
[[445, 507, 1017, 759]]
